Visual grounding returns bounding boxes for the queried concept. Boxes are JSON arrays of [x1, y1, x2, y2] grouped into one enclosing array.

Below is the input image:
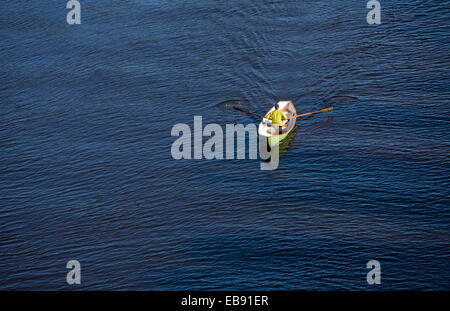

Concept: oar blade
[[233, 106, 250, 113], [233, 106, 263, 118]]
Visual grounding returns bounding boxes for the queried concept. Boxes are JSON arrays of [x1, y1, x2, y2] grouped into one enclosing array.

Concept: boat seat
[[281, 109, 292, 119]]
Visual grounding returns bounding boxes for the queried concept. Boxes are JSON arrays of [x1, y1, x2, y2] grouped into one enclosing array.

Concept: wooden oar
[[287, 107, 333, 119], [233, 106, 265, 118], [234, 105, 333, 120]]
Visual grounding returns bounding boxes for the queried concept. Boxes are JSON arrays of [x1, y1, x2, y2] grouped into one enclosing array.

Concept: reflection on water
[[263, 125, 298, 161], [278, 126, 298, 158]]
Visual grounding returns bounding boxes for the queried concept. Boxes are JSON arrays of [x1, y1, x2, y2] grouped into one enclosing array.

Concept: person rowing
[[265, 103, 287, 134]]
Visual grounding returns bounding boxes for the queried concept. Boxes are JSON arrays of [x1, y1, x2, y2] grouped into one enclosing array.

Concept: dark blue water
[[1, 0, 449, 290]]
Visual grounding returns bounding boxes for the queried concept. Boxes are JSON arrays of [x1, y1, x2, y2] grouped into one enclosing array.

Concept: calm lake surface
[[1, 0, 449, 290]]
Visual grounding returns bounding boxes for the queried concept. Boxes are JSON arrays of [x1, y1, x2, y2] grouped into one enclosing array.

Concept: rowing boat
[[258, 100, 297, 148]]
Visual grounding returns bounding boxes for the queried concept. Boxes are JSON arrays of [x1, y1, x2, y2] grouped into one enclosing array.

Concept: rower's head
[[275, 103, 279, 110]]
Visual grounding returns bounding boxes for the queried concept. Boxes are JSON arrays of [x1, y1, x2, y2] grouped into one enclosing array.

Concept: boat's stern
[[258, 119, 274, 137]]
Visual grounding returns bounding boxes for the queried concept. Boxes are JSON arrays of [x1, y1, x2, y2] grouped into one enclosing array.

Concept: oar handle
[[288, 107, 333, 119]]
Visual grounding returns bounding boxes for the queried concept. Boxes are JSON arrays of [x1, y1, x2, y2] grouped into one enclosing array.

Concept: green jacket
[[266, 109, 287, 125]]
